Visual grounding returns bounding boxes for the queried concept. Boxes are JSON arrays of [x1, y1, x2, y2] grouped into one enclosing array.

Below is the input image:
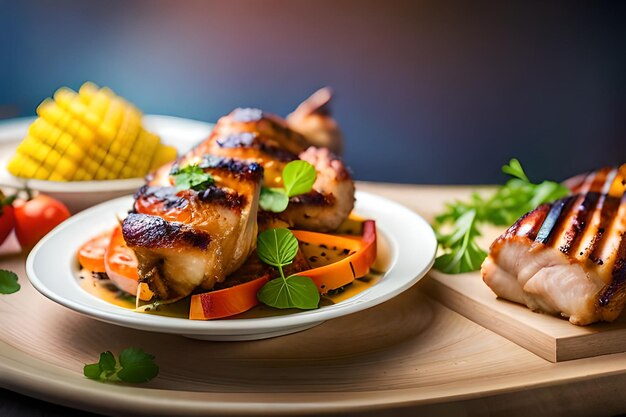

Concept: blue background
[[1, 0, 624, 184]]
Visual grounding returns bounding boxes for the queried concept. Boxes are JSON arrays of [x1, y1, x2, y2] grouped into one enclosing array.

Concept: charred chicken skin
[[122, 157, 263, 302], [482, 165, 626, 325]]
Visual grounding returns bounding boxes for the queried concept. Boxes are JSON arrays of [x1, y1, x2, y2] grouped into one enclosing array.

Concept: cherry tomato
[[14, 195, 70, 250], [105, 226, 140, 295], [77, 230, 112, 273], [0, 202, 15, 246]]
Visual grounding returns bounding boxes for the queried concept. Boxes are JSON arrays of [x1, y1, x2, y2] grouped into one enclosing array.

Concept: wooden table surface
[[2, 182, 626, 417]]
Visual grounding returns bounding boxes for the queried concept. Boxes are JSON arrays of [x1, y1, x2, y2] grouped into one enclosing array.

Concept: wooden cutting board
[[422, 271, 626, 362]]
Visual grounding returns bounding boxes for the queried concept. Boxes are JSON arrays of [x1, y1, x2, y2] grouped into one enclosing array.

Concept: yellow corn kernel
[[20, 158, 41, 178], [120, 166, 133, 178], [33, 165, 51, 180], [78, 82, 99, 103], [110, 160, 124, 177], [37, 99, 64, 124], [43, 149, 62, 170], [48, 172, 66, 181], [55, 158, 77, 179], [64, 143, 85, 161], [74, 168, 88, 181], [102, 154, 117, 170], [85, 159, 100, 177]]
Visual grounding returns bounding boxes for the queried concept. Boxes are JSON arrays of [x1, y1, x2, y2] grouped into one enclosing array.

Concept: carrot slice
[[292, 220, 377, 293], [189, 274, 270, 320]]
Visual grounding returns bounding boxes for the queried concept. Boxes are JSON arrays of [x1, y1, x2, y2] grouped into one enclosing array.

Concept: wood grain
[[2, 183, 626, 416]]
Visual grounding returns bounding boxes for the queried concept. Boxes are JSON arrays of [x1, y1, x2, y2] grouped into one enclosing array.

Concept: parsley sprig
[[84, 348, 159, 383], [256, 228, 320, 309], [260, 160, 317, 212], [0, 270, 20, 294], [433, 159, 570, 274], [171, 164, 214, 192]]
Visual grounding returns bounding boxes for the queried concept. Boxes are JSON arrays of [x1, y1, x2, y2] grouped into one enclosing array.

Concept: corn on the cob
[[7, 82, 177, 181]]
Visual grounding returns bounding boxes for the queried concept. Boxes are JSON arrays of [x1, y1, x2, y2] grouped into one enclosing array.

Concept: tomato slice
[[77, 230, 112, 273], [189, 274, 270, 320], [105, 226, 140, 296]]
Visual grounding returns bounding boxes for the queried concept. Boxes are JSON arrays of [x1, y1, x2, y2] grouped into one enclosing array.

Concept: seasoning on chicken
[[122, 157, 263, 302], [481, 167, 626, 325]]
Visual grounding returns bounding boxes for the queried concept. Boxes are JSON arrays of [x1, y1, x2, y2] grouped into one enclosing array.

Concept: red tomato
[[14, 195, 70, 250], [104, 226, 140, 295], [0, 203, 15, 245], [77, 230, 112, 273]]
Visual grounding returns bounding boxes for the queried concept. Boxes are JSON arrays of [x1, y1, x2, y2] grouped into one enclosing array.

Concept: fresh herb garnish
[[0, 270, 20, 294], [171, 164, 214, 192], [84, 348, 159, 383], [256, 228, 320, 309], [433, 159, 570, 274], [259, 160, 316, 212]]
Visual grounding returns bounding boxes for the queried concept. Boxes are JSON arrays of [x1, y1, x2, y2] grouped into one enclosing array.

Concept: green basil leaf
[[0, 270, 20, 294], [83, 363, 102, 381], [257, 275, 320, 310], [282, 160, 316, 197], [259, 187, 289, 212], [172, 165, 214, 192], [99, 351, 116, 372], [117, 348, 159, 383], [257, 228, 299, 267]]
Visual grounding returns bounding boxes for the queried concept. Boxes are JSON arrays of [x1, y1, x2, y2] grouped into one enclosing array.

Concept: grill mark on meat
[[289, 191, 335, 207], [559, 193, 600, 255], [122, 213, 211, 250], [535, 196, 576, 244], [599, 232, 626, 307], [216, 132, 299, 162], [589, 195, 621, 265]]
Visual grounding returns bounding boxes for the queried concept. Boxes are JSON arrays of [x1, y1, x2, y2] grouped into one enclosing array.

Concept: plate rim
[[25, 190, 436, 336]]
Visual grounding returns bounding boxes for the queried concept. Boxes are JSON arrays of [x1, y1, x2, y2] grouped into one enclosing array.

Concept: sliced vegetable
[[77, 230, 112, 273], [189, 274, 270, 320], [292, 220, 377, 293], [105, 226, 140, 296]]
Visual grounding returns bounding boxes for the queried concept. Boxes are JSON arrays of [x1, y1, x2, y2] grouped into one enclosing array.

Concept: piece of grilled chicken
[[182, 107, 355, 232], [482, 164, 626, 325], [122, 157, 263, 302]]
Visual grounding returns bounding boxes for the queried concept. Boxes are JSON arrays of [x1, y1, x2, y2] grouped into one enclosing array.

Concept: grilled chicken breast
[[169, 107, 355, 232], [122, 157, 263, 302], [482, 166, 626, 325]]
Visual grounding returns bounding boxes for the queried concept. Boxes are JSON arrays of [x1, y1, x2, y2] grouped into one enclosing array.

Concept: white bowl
[[0, 115, 214, 213], [26, 191, 437, 341]]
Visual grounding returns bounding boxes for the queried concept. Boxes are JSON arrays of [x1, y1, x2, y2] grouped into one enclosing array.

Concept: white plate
[[25, 191, 436, 341], [0, 115, 214, 212]]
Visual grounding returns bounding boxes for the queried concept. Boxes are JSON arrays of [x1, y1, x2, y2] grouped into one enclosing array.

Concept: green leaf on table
[[432, 158, 570, 274], [84, 348, 158, 383], [117, 348, 159, 383], [0, 270, 20, 294], [257, 275, 320, 310], [171, 164, 214, 192], [282, 160, 316, 197], [259, 187, 290, 212], [256, 228, 299, 268]]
